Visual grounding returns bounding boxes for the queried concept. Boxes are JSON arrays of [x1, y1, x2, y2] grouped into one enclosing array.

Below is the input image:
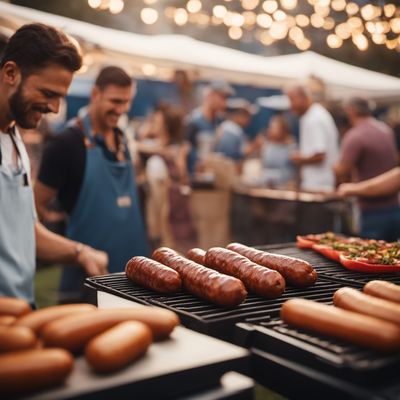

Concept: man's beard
[[9, 84, 49, 129]]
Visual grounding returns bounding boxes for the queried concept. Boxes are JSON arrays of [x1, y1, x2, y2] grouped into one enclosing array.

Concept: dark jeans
[[361, 205, 400, 242]]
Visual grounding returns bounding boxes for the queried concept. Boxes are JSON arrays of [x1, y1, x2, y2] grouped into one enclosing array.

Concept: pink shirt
[[340, 117, 398, 211]]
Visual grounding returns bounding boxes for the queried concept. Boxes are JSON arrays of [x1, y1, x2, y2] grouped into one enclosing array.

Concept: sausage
[[85, 321, 152, 373], [281, 298, 400, 353], [0, 296, 31, 317], [227, 242, 317, 288], [0, 325, 37, 352], [42, 306, 179, 353], [205, 247, 285, 299], [152, 247, 247, 308], [125, 256, 181, 294], [0, 315, 16, 326], [14, 303, 97, 334], [0, 348, 73, 397], [186, 248, 206, 265], [333, 287, 400, 325], [364, 280, 400, 304]]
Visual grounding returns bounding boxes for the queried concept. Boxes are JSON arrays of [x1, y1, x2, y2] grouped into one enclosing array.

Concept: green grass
[[34, 264, 61, 308]]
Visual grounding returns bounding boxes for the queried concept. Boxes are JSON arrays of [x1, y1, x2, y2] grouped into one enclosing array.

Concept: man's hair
[[0, 23, 82, 75], [284, 84, 312, 99], [95, 66, 133, 90], [344, 96, 371, 117]]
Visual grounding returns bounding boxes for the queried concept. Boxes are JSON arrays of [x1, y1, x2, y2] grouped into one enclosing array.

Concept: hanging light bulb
[[295, 14, 310, 27], [352, 33, 369, 51], [327, 34, 343, 48], [141, 8, 158, 24], [228, 26, 243, 39], [186, 0, 202, 13], [262, 0, 278, 14], [280, 0, 297, 10]]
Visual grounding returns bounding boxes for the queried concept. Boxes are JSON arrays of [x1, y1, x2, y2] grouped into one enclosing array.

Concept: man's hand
[[77, 245, 109, 277], [336, 182, 356, 198], [290, 151, 304, 166]]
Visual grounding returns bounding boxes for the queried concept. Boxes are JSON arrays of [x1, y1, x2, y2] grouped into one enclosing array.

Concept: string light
[[88, 0, 400, 53], [186, 0, 202, 13], [141, 8, 158, 24]]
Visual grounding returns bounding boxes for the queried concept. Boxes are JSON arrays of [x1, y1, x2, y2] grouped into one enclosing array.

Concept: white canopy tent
[[1, 2, 400, 102]]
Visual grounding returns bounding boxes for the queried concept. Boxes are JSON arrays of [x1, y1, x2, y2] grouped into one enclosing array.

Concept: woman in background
[[137, 104, 197, 252], [257, 114, 296, 189]]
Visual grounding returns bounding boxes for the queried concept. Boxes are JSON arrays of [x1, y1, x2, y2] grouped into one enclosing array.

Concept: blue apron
[[0, 128, 36, 304], [59, 114, 149, 302]]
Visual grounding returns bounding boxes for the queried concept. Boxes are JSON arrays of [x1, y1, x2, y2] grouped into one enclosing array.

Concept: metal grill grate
[[86, 274, 347, 341], [256, 243, 400, 286]]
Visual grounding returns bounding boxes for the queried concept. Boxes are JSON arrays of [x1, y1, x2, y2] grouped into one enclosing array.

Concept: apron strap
[[0, 126, 29, 186], [77, 113, 130, 162]]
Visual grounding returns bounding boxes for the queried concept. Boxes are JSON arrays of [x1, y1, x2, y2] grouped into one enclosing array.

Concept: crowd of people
[[1, 23, 399, 306]]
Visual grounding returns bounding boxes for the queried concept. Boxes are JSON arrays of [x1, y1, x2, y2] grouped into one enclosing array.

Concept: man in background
[[335, 97, 400, 241], [186, 80, 234, 174], [286, 84, 339, 192], [35, 66, 149, 303]]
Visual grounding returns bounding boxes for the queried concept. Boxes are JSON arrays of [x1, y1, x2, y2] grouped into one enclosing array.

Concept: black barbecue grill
[[86, 275, 350, 342], [86, 243, 400, 400]]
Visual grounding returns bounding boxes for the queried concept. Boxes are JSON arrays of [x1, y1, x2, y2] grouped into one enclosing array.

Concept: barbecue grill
[[86, 276, 349, 343], [85, 243, 400, 399]]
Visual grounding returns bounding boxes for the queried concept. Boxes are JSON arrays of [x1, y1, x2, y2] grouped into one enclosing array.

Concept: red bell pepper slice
[[313, 244, 341, 262], [296, 235, 315, 249], [339, 254, 400, 273]]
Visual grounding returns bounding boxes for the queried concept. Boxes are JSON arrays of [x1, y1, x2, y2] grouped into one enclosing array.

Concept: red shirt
[[340, 118, 398, 211]]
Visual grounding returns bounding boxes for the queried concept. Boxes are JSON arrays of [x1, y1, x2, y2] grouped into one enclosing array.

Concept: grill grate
[[256, 243, 400, 286], [86, 274, 347, 342]]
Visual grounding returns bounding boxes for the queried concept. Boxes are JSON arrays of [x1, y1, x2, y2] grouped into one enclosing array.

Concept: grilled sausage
[[42, 306, 179, 353], [0, 296, 31, 317], [125, 256, 181, 294], [187, 248, 206, 265], [85, 321, 152, 373], [281, 298, 400, 352], [0, 348, 73, 397], [0, 315, 16, 326], [0, 326, 37, 352], [227, 242, 317, 288], [14, 304, 97, 334], [364, 280, 400, 304], [333, 287, 400, 325], [205, 247, 285, 299], [152, 247, 247, 307]]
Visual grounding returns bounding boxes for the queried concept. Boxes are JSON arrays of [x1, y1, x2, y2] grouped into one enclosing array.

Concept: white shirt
[[299, 103, 339, 191], [0, 128, 32, 183]]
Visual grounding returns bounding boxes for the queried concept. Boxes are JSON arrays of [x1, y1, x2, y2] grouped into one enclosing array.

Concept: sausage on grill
[[205, 247, 285, 299], [364, 280, 400, 304], [227, 242, 317, 288], [333, 287, 400, 326], [186, 248, 206, 265], [281, 298, 400, 353], [126, 256, 182, 294], [85, 321, 152, 373], [152, 247, 247, 308]]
